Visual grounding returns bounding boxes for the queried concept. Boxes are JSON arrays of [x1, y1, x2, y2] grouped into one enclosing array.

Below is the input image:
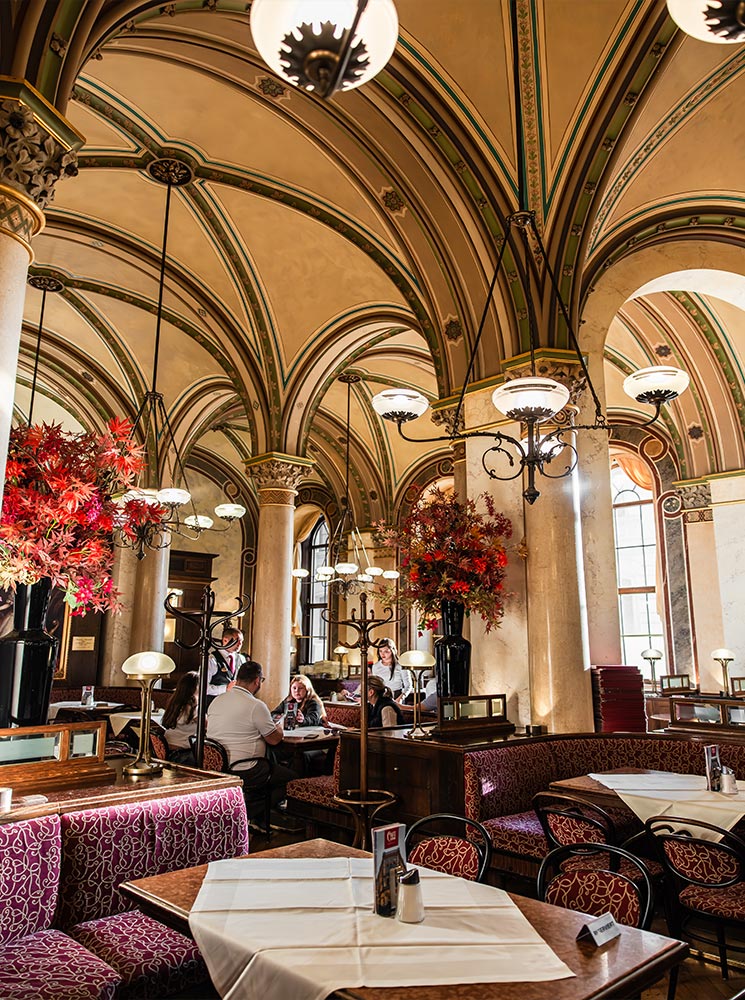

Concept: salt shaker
[[396, 868, 424, 923], [721, 766, 738, 795]]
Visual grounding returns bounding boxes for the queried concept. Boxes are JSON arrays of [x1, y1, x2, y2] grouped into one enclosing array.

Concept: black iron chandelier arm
[[325, 0, 370, 97], [480, 430, 528, 483], [639, 399, 665, 427], [394, 420, 517, 447]]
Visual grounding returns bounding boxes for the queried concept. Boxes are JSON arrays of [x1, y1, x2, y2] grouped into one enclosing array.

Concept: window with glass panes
[[611, 462, 664, 679], [299, 517, 330, 665]]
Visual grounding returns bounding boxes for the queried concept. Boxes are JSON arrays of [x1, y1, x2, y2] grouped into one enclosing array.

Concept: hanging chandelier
[[313, 373, 394, 596], [250, 0, 399, 99], [113, 158, 245, 558], [371, 3, 690, 505], [667, 1, 745, 43]]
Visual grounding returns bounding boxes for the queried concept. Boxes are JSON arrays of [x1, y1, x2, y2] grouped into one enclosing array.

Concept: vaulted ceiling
[[9, 0, 745, 531]]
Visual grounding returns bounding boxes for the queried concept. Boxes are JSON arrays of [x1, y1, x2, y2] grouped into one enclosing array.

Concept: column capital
[[0, 79, 84, 257], [501, 348, 588, 406], [245, 452, 313, 497], [430, 401, 464, 437]]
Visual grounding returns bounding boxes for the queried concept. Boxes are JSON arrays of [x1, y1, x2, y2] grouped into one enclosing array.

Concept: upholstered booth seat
[[480, 811, 548, 876], [287, 744, 341, 809], [1, 928, 122, 1000], [70, 910, 206, 1000]]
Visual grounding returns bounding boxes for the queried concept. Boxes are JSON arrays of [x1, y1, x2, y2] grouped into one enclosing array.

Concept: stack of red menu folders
[[591, 664, 646, 733]]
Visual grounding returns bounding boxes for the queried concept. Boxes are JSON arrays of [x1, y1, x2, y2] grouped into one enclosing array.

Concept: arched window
[[299, 517, 329, 665], [611, 461, 664, 678]]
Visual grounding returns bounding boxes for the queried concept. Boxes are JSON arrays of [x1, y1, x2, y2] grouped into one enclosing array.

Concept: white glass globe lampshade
[[382, 569, 400, 580], [334, 561, 359, 576], [623, 367, 690, 403], [357, 573, 373, 582], [250, 0, 399, 93], [667, 0, 745, 42], [372, 388, 429, 423], [399, 650, 436, 668], [712, 647, 735, 662], [491, 377, 570, 422], [214, 503, 247, 520], [366, 565, 384, 577], [292, 568, 310, 578], [123, 487, 162, 506], [156, 487, 191, 506], [641, 648, 663, 662], [122, 650, 176, 677], [184, 513, 214, 530], [317, 565, 335, 577]]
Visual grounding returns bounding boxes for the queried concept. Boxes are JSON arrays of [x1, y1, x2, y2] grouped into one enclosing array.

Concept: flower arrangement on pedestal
[[0, 419, 146, 613], [377, 487, 512, 633]]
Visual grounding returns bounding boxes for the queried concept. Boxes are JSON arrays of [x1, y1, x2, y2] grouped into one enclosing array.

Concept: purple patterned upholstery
[[0, 928, 121, 1000], [70, 910, 208, 999], [287, 744, 341, 807], [56, 786, 249, 927], [464, 742, 556, 819], [679, 882, 745, 920], [409, 836, 480, 881], [50, 687, 140, 709], [664, 839, 742, 884], [545, 869, 642, 926], [481, 811, 547, 860], [0, 814, 61, 945]]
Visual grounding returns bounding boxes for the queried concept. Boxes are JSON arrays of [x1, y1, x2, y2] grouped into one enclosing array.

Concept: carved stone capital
[[430, 404, 464, 437], [245, 455, 312, 493], [503, 354, 587, 407], [676, 481, 711, 510], [0, 99, 79, 213]]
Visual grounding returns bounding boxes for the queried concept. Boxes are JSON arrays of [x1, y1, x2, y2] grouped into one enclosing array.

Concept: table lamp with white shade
[[399, 649, 436, 739], [641, 648, 663, 693], [712, 648, 736, 696], [121, 651, 175, 776]]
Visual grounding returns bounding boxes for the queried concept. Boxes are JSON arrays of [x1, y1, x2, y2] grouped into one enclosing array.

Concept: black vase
[[434, 599, 471, 698], [0, 579, 58, 728]]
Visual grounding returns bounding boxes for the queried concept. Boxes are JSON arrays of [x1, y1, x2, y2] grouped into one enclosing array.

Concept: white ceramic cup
[[0, 787, 12, 813]]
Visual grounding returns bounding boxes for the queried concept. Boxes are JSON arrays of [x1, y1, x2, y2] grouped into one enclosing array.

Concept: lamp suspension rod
[[325, 0, 370, 97], [151, 178, 173, 397], [28, 287, 47, 426], [510, 0, 527, 213]]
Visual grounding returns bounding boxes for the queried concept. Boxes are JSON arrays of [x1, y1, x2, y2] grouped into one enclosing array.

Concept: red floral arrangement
[[377, 488, 512, 632], [0, 419, 146, 613]]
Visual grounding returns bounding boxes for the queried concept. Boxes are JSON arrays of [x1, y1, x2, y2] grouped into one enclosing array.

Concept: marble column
[[246, 454, 312, 708], [128, 540, 171, 656], [100, 546, 139, 683], [711, 473, 745, 676], [0, 82, 82, 503]]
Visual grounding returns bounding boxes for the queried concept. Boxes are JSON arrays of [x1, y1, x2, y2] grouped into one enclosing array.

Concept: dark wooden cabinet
[[165, 550, 218, 681]]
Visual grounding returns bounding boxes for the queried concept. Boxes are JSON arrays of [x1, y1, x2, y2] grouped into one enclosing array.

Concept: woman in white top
[[371, 638, 413, 703], [162, 671, 199, 764]]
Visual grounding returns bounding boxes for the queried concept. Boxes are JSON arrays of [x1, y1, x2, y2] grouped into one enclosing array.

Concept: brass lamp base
[[404, 724, 433, 740], [122, 675, 162, 779], [333, 788, 397, 851], [123, 758, 163, 777]]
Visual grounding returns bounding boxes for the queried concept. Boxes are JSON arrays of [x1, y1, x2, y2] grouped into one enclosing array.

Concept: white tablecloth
[[283, 726, 333, 740], [47, 701, 123, 721], [589, 770, 745, 837], [188, 857, 574, 1000], [108, 710, 165, 736]]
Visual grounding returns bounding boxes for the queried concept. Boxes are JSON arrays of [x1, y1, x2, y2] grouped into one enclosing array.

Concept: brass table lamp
[[122, 650, 176, 777]]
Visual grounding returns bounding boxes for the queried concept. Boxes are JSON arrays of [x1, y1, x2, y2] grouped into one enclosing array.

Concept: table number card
[[576, 912, 621, 947]]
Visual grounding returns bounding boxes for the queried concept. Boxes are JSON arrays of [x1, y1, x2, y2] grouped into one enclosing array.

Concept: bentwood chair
[[405, 813, 492, 883], [646, 815, 745, 984], [537, 842, 654, 930], [189, 735, 274, 837], [148, 727, 169, 761], [533, 792, 664, 880]]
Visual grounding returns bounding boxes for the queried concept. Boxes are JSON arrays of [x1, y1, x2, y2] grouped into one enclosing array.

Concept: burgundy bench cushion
[[287, 743, 341, 808], [323, 704, 360, 728], [481, 811, 547, 860], [57, 786, 249, 927], [0, 928, 121, 1000], [70, 910, 209, 1000], [0, 814, 61, 944], [464, 742, 556, 820]]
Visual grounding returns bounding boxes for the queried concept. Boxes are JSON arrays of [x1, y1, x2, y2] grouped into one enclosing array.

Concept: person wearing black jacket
[[206, 627, 245, 701], [271, 675, 324, 728], [367, 675, 404, 728]]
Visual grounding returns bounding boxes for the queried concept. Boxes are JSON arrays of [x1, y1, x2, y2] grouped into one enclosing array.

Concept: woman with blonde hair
[[272, 674, 324, 727]]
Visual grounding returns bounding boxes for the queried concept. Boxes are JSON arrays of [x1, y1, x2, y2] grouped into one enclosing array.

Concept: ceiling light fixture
[[250, 0, 399, 99], [317, 373, 383, 594], [113, 158, 245, 558], [667, 0, 745, 43], [372, 3, 689, 505]]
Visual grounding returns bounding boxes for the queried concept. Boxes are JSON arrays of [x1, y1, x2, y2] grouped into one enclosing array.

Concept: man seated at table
[[207, 660, 298, 814], [206, 626, 246, 702]]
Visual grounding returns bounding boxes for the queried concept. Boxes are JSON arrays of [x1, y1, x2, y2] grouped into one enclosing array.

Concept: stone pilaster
[[0, 81, 82, 504], [246, 453, 313, 707]]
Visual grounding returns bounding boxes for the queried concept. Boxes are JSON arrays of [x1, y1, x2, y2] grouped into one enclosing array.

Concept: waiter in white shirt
[[206, 626, 245, 701]]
